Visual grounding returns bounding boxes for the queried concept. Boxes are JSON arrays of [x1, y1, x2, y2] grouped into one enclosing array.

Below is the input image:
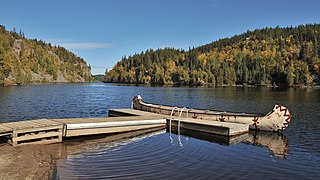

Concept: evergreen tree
[[105, 24, 320, 87]]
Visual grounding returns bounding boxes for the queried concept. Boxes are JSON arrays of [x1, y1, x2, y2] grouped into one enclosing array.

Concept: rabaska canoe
[[132, 95, 291, 132]]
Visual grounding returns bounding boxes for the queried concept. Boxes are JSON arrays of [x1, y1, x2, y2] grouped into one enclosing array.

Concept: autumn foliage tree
[[106, 24, 320, 87], [0, 25, 92, 85]]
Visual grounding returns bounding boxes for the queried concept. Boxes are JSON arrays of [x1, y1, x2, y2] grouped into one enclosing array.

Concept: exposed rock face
[[0, 26, 93, 85]]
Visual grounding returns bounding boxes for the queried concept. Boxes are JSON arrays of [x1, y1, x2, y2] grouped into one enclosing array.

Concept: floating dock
[[53, 116, 166, 137], [0, 119, 64, 146], [168, 127, 249, 146], [0, 109, 249, 146], [168, 118, 249, 136]]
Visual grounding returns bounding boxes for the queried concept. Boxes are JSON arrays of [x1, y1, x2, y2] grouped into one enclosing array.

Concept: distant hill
[[93, 74, 105, 82], [0, 25, 92, 85], [106, 24, 320, 86]]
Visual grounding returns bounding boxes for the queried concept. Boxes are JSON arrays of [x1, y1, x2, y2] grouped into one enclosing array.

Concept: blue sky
[[1, 0, 320, 74]]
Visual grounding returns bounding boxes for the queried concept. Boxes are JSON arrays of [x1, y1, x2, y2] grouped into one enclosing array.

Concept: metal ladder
[[169, 107, 189, 146]]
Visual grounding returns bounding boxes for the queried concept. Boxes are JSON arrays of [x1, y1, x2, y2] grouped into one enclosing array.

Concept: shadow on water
[[168, 127, 289, 159]]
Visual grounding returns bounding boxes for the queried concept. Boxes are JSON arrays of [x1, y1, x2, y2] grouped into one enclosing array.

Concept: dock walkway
[[0, 109, 166, 146], [0, 119, 64, 146], [0, 109, 249, 146]]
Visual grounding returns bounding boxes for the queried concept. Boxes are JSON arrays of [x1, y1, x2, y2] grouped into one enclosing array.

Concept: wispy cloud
[[46, 39, 113, 50], [208, 0, 218, 8], [59, 42, 113, 50]]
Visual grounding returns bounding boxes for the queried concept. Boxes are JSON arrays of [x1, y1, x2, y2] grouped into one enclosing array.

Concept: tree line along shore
[[1, 24, 320, 87], [105, 24, 320, 87]]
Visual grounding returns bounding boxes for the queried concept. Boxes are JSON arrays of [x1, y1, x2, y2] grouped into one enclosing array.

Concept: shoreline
[[103, 82, 320, 89], [1, 81, 94, 87], [1, 81, 320, 89], [0, 143, 59, 180]]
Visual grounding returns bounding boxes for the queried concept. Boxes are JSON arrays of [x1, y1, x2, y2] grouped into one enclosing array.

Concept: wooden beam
[[66, 119, 166, 130], [168, 118, 249, 136], [12, 125, 64, 136], [66, 124, 165, 137], [13, 131, 61, 142]]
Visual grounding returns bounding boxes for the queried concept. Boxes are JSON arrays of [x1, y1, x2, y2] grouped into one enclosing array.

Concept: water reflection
[[243, 131, 289, 159], [55, 127, 165, 160], [1, 84, 319, 179], [168, 127, 289, 159]]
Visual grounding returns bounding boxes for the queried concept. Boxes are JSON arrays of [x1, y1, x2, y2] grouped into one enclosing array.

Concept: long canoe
[[132, 95, 291, 132]]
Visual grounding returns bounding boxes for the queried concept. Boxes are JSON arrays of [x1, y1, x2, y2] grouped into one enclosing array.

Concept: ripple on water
[[57, 129, 320, 179], [57, 132, 287, 179], [1, 84, 320, 179]]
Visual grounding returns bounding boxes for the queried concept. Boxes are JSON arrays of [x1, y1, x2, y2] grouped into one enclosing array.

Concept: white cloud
[[45, 39, 113, 50], [58, 42, 113, 50]]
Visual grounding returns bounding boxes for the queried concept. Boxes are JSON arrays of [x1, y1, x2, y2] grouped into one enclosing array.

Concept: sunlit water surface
[[0, 83, 319, 179]]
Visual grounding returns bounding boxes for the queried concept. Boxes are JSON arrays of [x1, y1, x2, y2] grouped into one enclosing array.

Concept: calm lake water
[[0, 83, 319, 179]]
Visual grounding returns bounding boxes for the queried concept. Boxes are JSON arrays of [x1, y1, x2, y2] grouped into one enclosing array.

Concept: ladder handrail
[[169, 107, 189, 146], [178, 107, 188, 135], [177, 107, 188, 146], [169, 107, 178, 143]]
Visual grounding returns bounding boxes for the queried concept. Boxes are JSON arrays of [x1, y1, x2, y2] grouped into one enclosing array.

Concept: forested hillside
[[0, 25, 92, 85], [106, 24, 320, 86]]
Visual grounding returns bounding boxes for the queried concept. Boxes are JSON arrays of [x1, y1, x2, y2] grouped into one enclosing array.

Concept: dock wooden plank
[[25, 119, 61, 127], [0, 127, 8, 133], [12, 138, 62, 146], [12, 125, 64, 135], [0, 132, 12, 137], [66, 119, 166, 130], [168, 118, 249, 136], [52, 118, 99, 124], [0, 122, 24, 130], [66, 124, 165, 137], [0, 119, 64, 133], [52, 116, 165, 125], [13, 131, 61, 142], [6, 121, 41, 129], [0, 125, 13, 133], [24, 120, 49, 127], [29, 119, 62, 126], [15, 121, 45, 129]]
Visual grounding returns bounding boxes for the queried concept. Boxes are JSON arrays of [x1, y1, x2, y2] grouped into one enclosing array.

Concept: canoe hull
[[132, 95, 291, 132]]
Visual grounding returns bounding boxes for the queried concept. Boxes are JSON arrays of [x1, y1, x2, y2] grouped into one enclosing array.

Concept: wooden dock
[[0, 119, 64, 146], [168, 127, 249, 146], [0, 109, 166, 146], [168, 118, 249, 136], [52, 116, 166, 137], [0, 109, 249, 146]]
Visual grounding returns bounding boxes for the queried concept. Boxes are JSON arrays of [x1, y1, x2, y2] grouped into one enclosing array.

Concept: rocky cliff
[[0, 25, 92, 85]]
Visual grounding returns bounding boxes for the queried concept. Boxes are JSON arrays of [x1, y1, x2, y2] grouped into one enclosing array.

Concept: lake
[[0, 83, 319, 179]]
